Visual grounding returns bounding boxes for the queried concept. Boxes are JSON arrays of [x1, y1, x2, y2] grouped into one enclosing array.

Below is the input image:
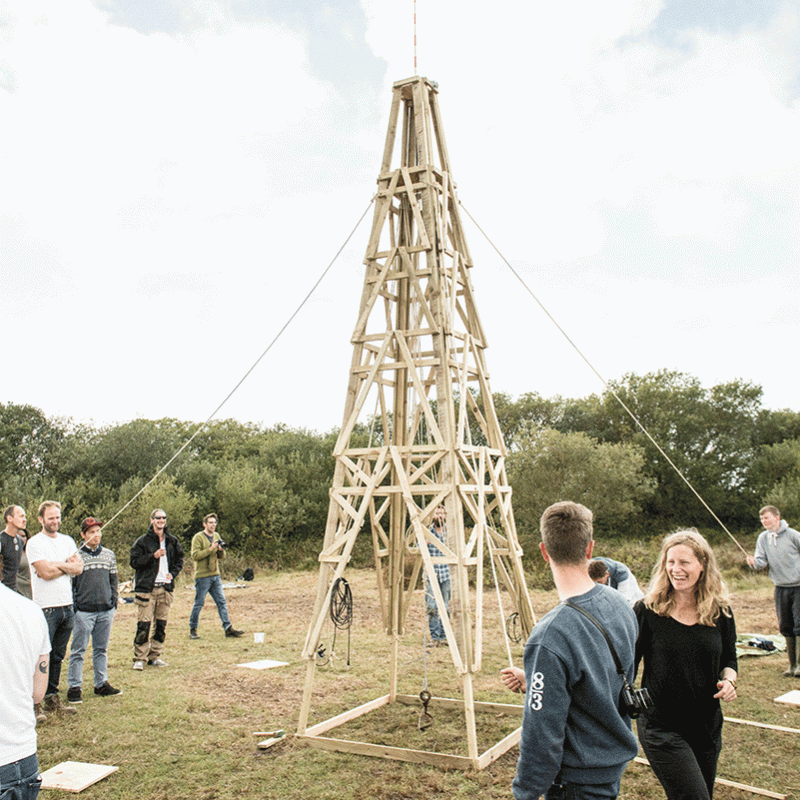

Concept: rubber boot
[[784, 635, 797, 677], [794, 636, 800, 677]]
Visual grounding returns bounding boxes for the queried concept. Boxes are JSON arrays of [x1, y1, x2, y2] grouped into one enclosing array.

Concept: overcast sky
[[2, 0, 799, 434]]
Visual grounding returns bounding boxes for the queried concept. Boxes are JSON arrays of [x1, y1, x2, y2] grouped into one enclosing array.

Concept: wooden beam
[[633, 757, 786, 799], [724, 716, 800, 735], [298, 734, 476, 770], [298, 693, 524, 771], [304, 694, 391, 737]]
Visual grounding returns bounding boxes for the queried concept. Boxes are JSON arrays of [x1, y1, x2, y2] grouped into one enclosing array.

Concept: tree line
[[3, 369, 799, 570]]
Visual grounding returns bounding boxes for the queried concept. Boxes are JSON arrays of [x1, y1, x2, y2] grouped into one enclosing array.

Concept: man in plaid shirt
[[425, 505, 450, 644]]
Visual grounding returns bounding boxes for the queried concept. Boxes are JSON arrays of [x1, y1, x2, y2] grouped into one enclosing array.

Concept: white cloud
[[648, 184, 747, 238], [0, 0, 327, 239], [2, 0, 800, 433]]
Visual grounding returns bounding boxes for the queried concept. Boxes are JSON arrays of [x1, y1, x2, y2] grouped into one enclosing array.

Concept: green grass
[[36, 557, 800, 800]]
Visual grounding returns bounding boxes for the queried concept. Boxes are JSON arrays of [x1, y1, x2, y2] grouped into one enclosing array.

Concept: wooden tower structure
[[296, 76, 535, 769]]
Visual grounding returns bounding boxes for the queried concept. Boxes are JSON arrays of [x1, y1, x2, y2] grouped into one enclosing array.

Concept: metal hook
[[418, 689, 432, 730]]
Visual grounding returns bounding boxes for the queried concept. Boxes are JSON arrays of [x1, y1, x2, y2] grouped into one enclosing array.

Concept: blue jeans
[[0, 753, 41, 800], [68, 609, 115, 689], [43, 605, 74, 696], [425, 576, 451, 641], [190, 576, 231, 630], [544, 778, 621, 800]]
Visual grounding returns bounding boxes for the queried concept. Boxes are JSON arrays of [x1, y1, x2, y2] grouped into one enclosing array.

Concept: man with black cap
[[66, 518, 121, 703]]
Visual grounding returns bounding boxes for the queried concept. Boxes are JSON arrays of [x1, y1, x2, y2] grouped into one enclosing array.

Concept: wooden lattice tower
[[296, 76, 535, 769]]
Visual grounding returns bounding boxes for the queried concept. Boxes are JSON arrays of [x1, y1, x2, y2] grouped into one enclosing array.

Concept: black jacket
[[129, 525, 184, 593]]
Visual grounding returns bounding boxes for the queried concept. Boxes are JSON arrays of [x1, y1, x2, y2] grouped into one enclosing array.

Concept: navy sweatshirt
[[513, 584, 638, 800]]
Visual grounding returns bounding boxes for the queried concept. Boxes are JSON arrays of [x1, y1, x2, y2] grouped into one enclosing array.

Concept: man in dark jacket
[[129, 509, 184, 671]]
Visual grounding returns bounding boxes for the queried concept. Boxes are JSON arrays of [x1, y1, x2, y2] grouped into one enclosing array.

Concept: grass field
[[36, 551, 800, 800]]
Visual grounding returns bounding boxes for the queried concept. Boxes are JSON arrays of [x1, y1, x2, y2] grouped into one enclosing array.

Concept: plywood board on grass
[[237, 659, 288, 670], [40, 761, 118, 792], [774, 689, 800, 706]]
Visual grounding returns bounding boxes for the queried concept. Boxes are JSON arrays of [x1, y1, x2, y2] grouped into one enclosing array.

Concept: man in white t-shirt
[[0, 582, 51, 799], [26, 501, 83, 718]]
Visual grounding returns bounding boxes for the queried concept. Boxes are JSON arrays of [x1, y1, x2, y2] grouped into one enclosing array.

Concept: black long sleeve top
[[634, 601, 737, 740]]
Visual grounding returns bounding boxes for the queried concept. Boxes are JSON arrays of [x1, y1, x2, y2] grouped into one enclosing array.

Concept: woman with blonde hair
[[635, 529, 738, 800]]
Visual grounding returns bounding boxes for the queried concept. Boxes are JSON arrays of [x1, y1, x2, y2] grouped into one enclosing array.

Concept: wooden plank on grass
[[40, 761, 118, 793], [477, 726, 522, 770], [725, 715, 800, 734], [304, 694, 391, 736], [237, 659, 288, 670], [298, 734, 474, 770], [256, 736, 285, 750], [774, 689, 800, 706], [394, 693, 524, 716], [634, 757, 786, 799]]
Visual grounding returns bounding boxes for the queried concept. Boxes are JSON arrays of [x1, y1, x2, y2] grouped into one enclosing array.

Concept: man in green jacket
[[188, 514, 244, 640]]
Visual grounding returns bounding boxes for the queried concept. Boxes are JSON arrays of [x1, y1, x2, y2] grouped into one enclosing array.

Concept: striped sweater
[[72, 545, 118, 612]]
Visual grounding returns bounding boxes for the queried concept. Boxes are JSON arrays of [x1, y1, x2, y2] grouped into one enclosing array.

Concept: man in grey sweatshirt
[[509, 502, 638, 800], [747, 505, 800, 677]]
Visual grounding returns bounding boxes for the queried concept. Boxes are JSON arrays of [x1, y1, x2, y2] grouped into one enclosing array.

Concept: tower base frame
[[296, 693, 524, 770]]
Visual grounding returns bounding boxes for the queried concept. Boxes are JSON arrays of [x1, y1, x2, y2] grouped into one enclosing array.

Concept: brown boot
[[44, 693, 78, 716], [34, 703, 47, 723]]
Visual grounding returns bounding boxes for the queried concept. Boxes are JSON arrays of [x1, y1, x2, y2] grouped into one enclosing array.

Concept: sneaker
[[34, 703, 47, 723], [225, 626, 244, 638], [147, 658, 168, 667], [189, 629, 200, 639], [67, 687, 83, 704], [44, 694, 77, 716], [133, 660, 145, 671], [94, 682, 123, 697]]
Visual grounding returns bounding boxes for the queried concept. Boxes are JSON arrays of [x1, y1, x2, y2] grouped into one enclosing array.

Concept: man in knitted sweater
[[67, 518, 121, 702], [189, 514, 243, 639]]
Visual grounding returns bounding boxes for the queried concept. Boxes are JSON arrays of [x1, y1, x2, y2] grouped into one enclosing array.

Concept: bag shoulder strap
[[563, 599, 625, 678]]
